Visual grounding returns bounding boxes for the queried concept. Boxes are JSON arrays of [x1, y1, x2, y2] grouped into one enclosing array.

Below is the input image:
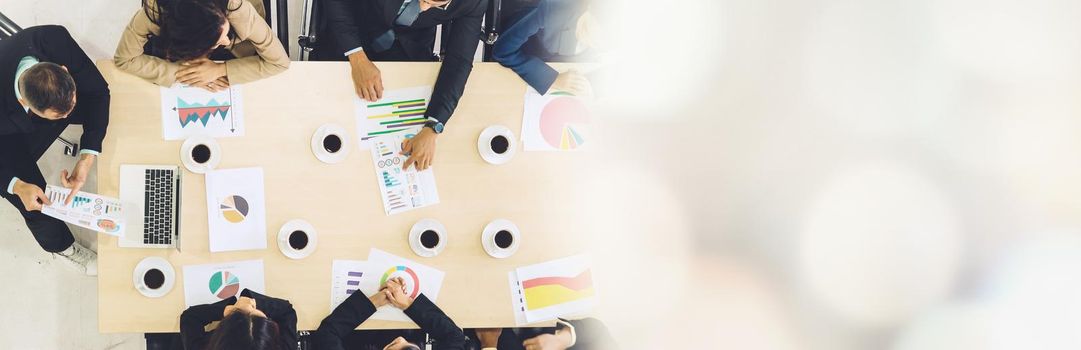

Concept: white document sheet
[[182, 259, 265, 307], [521, 88, 591, 151], [509, 254, 597, 323], [329, 260, 371, 311], [41, 185, 126, 236], [160, 83, 244, 140], [354, 86, 432, 150], [360, 248, 446, 322], [205, 168, 267, 252], [369, 135, 439, 215]]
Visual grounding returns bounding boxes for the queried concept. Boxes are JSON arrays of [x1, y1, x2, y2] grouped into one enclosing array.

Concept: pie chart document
[[520, 88, 591, 151], [182, 259, 265, 307], [205, 167, 268, 252]]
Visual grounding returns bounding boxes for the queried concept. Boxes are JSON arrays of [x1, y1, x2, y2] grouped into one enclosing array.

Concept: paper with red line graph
[[369, 134, 440, 215], [160, 83, 245, 140], [355, 86, 433, 150], [509, 254, 598, 324]]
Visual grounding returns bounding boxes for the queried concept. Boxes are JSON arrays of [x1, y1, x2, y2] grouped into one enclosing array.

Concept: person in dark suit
[[492, 0, 598, 96], [317, 0, 488, 172], [176, 289, 298, 350], [0, 25, 110, 276], [314, 277, 467, 350], [472, 318, 618, 350]]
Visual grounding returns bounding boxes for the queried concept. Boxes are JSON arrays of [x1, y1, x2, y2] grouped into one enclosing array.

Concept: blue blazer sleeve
[[492, 1, 559, 94]]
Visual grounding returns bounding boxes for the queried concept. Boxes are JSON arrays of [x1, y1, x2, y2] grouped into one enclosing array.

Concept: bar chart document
[[369, 135, 440, 215], [42, 185, 126, 236], [355, 86, 433, 149]]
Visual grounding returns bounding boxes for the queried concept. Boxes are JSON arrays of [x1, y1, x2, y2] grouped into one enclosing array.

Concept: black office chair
[[481, 0, 540, 61]]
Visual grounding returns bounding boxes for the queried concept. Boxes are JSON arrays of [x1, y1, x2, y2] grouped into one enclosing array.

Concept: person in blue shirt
[[492, 0, 600, 96]]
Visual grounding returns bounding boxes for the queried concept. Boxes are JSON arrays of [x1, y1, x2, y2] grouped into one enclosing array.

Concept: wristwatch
[[424, 119, 445, 134]]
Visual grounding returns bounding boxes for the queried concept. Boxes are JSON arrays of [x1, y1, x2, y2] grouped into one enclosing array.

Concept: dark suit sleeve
[[33, 25, 110, 154], [240, 289, 299, 349], [492, 2, 559, 94], [403, 294, 466, 350], [324, 0, 367, 55], [179, 296, 237, 350], [426, 0, 487, 126], [0, 129, 35, 192], [313, 291, 378, 350], [566, 318, 618, 350]]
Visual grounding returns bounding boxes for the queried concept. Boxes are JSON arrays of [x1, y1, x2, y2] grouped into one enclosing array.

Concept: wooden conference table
[[95, 61, 595, 333]]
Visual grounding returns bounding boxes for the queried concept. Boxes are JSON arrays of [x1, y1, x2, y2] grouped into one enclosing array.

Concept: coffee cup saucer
[[482, 219, 521, 259], [278, 219, 318, 260], [478, 125, 517, 165], [133, 256, 175, 298], [409, 218, 446, 258], [180, 136, 221, 174], [311, 124, 351, 164]]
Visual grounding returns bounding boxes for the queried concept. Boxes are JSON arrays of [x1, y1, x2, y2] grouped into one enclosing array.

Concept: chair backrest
[[263, 0, 290, 54], [482, 0, 541, 61]]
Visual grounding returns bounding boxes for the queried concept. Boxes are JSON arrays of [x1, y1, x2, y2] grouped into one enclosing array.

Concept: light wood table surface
[[95, 61, 594, 333]]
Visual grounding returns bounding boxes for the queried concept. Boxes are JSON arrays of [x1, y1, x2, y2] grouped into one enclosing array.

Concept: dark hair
[[204, 312, 288, 350], [142, 0, 239, 61], [366, 343, 420, 350], [19, 62, 76, 115]]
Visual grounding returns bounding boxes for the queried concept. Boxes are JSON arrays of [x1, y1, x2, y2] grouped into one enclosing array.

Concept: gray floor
[[0, 127, 143, 349]]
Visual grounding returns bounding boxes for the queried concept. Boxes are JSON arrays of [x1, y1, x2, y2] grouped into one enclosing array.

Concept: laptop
[[119, 165, 182, 251]]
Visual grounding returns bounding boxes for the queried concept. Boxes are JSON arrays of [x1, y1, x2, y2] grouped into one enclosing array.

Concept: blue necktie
[[371, 0, 422, 52]]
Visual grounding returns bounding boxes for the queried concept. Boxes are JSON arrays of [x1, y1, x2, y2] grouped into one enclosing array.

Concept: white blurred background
[[591, 0, 1081, 349], [5, 0, 1081, 348]]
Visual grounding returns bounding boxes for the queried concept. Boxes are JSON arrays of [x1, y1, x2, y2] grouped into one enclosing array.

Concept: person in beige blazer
[[114, 0, 289, 92]]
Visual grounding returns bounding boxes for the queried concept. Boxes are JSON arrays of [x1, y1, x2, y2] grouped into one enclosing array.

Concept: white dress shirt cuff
[[7, 177, 20, 194], [344, 46, 364, 57], [556, 320, 577, 347], [79, 149, 100, 156]]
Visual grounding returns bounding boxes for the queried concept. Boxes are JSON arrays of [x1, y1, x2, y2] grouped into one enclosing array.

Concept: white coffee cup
[[181, 136, 221, 174], [133, 256, 175, 298], [311, 123, 351, 164], [482, 219, 521, 258], [278, 219, 318, 259], [409, 218, 446, 257], [478, 125, 517, 165]]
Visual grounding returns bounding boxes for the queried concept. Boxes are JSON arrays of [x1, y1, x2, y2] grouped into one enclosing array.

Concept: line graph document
[[160, 83, 245, 140]]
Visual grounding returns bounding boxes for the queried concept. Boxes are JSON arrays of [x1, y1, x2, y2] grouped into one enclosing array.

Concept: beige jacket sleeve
[[113, 0, 289, 86], [113, 6, 181, 86], [223, 0, 290, 84]]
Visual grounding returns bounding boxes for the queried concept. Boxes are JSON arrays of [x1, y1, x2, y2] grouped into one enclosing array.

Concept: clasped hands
[[368, 276, 415, 310], [177, 57, 230, 92]]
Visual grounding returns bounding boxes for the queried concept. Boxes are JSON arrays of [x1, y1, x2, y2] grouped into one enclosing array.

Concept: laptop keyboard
[[143, 169, 175, 245]]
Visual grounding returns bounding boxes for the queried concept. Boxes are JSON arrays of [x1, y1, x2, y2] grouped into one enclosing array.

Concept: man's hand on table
[[348, 51, 383, 102]]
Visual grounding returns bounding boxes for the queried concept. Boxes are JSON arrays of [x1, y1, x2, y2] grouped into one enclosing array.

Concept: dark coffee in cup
[[420, 230, 440, 249], [144, 268, 165, 289], [323, 134, 343, 153], [289, 230, 309, 250], [495, 230, 514, 249], [490, 135, 510, 154], [192, 144, 211, 164]]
